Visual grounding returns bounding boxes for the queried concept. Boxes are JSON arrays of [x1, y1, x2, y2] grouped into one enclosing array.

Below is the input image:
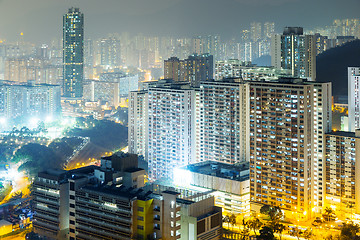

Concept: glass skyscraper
[[63, 8, 84, 98]]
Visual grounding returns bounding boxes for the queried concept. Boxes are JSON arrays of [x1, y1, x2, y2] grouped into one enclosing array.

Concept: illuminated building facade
[[348, 67, 360, 132], [163, 54, 213, 87], [271, 27, 316, 81], [0, 81, 61, 124], [214, 59, 242, 80], [63, 8, 84, 98], [324, 130, 360, 216], [174, 161, 250, 215], [33, 152, 222, 240], [197, 79, 243, 164], [248, 79, 331, 218], [128, 90, 148, 159], [164, 57, 185, 82], [147, 80, 196, 181]]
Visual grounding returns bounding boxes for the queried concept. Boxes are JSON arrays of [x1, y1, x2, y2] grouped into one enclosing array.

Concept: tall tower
[[63, 7, 84, 98], [271, 27, 316, 81]]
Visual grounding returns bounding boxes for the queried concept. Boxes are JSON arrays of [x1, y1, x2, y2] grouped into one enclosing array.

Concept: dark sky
[[0, 0, 358, 43]]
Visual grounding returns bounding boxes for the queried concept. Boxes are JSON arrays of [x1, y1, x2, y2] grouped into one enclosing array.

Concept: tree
[[273, 222, 286, 240], [302, 228, 313, 240], [229, 213, 236, 239], [340, 222, 360, 240], [260, 205, 283, 223], [223, 215, 230, 228], [258, 226, 275, 240], [248, 216, 262, 236], [238, 219, 250, 240], [323, 207, 336, 222]]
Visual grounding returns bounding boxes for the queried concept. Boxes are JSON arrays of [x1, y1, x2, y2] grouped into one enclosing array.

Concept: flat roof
[[326, 131, 358, 138], [181, 161, 249, 182]]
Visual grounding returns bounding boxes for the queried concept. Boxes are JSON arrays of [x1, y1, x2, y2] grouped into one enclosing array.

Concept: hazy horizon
[[0, 0, 359, 43]]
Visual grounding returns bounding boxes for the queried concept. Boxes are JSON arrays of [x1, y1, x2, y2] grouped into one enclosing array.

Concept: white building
[[0, 80, 61, 126], [348, 67, 360, 132]]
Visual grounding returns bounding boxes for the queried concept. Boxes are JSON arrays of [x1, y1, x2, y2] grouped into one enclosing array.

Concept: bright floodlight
[[0, 117, 6, 125], [29, 117, 40, 127], [8, 168, 22, 180], [45, 115, 53, 123]]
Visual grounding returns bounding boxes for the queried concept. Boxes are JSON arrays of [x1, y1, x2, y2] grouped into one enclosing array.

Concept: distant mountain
[[317, 40, 360, 99]]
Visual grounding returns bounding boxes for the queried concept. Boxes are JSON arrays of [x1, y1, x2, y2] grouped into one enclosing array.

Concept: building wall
[[348, 67, 360, 132], [128, 90, 148, 159], [147, 87, 196, 181], [325, 132, 360, 215], [197, 81, 241, 164], [249, 81, 314, 217]]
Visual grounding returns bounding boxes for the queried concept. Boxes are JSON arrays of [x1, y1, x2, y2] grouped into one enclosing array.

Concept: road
[[65, 141, 112, 170]]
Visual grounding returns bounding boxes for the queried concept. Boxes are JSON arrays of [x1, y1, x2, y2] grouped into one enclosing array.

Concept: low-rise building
[[33, 152, 222, 240], [174, 161, 250, 215]]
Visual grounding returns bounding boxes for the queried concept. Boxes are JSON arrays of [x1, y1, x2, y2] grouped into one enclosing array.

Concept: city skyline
[[0, 0, 359, 43]]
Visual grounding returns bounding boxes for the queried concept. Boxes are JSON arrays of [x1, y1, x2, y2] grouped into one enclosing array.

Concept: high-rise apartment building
[[250, 22, 262, 42], [214, 59, 243, 80], [128, 90, 149, 159], [147, 80, 196, 181], [100, 37, 121, 68], [271, 27, 316, 81], [348, 67, 360, 132], [196, 79, 243, 164], [163, 54, 213, 87], [0, 81, 61, 124], [192, 35, 221, 61], [63, 8, 84, 98], [164, 57, 184, 82], [324, 130, 360, 216], [263, 22, 275, 38], [248, 78, 331, 218]]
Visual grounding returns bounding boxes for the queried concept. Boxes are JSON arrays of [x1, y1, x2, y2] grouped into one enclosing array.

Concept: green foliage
[[258, 226, 275, 240], [323, 207, 336, 222], [247, 216, 262, 236], [260, 205, 284, 222], [14, 143, 62, 176], [340, 222, 360, 240], [67, 120, 127, 151], [48, 137, 83, 160], [302, 228, 313, 240]]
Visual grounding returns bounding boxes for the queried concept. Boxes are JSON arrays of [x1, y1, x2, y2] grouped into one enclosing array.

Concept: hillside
[[316, 40, 360, 99]]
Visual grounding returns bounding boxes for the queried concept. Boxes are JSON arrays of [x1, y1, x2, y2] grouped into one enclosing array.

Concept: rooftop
[[326, 130, 359, 138], [181, 161, 249, 182]]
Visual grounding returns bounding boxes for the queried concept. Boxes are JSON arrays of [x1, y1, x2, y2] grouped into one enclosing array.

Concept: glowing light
[[45, 115, 53, 123], [29, 117, 40, 127], [0, 117, 7, 125]]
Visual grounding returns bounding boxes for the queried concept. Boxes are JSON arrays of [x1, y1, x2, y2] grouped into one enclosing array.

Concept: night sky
[[0, 0, 359, 43]]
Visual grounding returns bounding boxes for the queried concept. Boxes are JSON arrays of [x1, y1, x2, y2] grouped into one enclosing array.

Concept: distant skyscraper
[[214, 59, 242, 80], [192, 35, 221, 61], [271, 27, 316, 81], [63, 7, 84, 98], [164, 54, 213, 87], [263, 22, 275, 38], [348, 67, 360, 132], [163, 57, 184, 82], [250, 22, 262, 42], [100, 37, 121, 68]]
